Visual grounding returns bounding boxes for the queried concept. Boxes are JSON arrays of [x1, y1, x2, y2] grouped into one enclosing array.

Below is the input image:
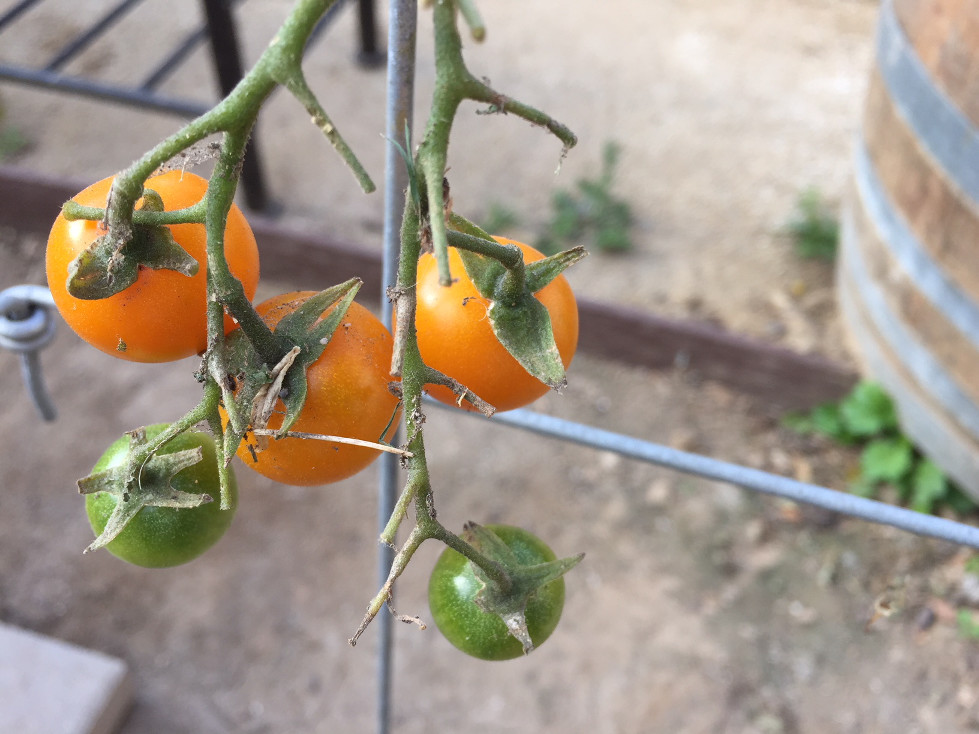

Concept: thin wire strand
[[454, 404, 979, 549]]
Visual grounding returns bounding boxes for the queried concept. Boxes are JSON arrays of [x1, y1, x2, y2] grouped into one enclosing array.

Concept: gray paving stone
[[0, 623, 132, 734]]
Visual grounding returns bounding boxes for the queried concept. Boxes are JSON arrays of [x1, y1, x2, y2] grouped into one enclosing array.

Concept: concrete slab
[[0, 623, 132, 734]]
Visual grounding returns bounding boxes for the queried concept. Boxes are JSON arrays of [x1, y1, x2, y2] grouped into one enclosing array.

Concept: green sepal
[[272, 278, 362, 436], [209, 327, 270, 466], [77, 428, 210, 552], [462, 522, 584, 653], [447, 211, 494, 242], [212, 279, 362, 464], [66, 188, 199, 300], [205, 409, 237, 511], [446, 213, 585, 392], [488, 246, 586, 391], [524, 246, 587, 293], [488, 293, 568, 390], [447, 213, 514, 299]]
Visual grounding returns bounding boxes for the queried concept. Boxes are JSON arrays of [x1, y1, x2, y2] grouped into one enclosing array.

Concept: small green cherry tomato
[[428, 524, 566, 661], [85, 425, 237, 568]]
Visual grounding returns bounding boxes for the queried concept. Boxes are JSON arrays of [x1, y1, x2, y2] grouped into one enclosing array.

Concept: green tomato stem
[[62, 200, 207, 226], [122, 397, 213, 497], [445, 229, 526, 306], [456, 0, 486, 41], [413, 0, 575, 287], [204, 129, 284, 367]]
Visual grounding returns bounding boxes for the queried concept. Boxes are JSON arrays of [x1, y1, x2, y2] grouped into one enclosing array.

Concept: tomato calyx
[[65, 189, 200, 301], [445, 214, 586, 392], [461, 522, 584, 655], [77, 426, 213, 553], [215, 279, 363, 466]]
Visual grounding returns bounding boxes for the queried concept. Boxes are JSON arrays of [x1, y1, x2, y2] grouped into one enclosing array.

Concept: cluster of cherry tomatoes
[[46, 171, 577, 659]]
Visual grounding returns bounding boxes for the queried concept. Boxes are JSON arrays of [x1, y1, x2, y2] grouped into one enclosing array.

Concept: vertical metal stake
[[201, 0, 270, 210], [377, 1, 416, 733]]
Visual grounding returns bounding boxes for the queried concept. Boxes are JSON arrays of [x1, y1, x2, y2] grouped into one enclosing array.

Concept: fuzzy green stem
[[456, 0, 486, 41], [93, 0, 362, 295], [425, 519, 513, 592], [352, 0, 578, 645], [205, 130, 283, 367], [203, 386, 235, 511], [350, 524, 429, 646], [445, 229, 526, 305], [416, 0, 469, 285], [414, 0, 576, 286], [63, 201, 207, 226], [123, 396, 214, 494]]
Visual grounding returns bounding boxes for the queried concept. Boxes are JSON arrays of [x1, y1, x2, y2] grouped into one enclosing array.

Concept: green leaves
[[909, 460, 949, 514], [536, 140, 633, 256], [840, 381, 899, 437], [787, 382, 898, 444], [66, 188, 199, 300], [786, 187, 839, 261], [860, 437, 913, 484], [786, 380, 973, 516]]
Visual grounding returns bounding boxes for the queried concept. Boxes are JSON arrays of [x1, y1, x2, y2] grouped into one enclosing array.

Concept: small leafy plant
[[958, 609, 979, 640], [536, 140, 633, 255], [0, 96, 27, 162], [786, 187, 838, 261], [480, 202, 521, 236], [786, 381, 975, 515]]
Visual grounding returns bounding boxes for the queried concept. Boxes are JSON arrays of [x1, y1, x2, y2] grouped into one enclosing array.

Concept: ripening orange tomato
[[46, 171, 260, 362], [411, 238, 578, 412], [231, 292, 400, 486]]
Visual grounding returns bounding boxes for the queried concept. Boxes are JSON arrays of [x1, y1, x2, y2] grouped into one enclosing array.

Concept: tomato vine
[[53, 0, 585, 659]]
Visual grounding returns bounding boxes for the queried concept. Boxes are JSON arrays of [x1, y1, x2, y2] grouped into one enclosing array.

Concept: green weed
[[785, 381, 975, 516], [786, 187, 838, 261], [536, 140, 634, 255]]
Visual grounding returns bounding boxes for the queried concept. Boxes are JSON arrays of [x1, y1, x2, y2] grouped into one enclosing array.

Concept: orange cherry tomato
[[232, 292, 399, 486], [412, 238, 578, 412], [46, 171, 260, 362]]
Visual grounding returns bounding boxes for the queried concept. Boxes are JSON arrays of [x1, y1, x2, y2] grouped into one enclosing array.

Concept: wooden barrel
[[838, 0, 979, 498]]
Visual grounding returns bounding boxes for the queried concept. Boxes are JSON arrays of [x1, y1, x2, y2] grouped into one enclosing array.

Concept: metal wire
[[473, 405, 979, 549]]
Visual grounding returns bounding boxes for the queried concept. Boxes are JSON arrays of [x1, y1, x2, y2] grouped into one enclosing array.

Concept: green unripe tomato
[[85, 424, 237, 568], [428, 524, 566, 661]]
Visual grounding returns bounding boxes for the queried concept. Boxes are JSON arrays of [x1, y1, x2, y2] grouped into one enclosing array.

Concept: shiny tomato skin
[[233, 292, 399, 486], [413, 238, 578, 412], [46, 171, 260, 362], [85, 424, 238, 568], [428, 524, 566, 661]]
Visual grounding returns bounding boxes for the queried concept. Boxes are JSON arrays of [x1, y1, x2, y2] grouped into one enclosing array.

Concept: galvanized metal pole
[[480, 406, 979, 550], [377, 2, 416, 733]]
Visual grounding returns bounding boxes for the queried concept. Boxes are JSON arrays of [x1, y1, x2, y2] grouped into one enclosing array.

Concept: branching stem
[[351, 0, 578, 644]]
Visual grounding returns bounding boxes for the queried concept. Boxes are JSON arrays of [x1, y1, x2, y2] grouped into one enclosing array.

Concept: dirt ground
[[4, 1, 979, 732]]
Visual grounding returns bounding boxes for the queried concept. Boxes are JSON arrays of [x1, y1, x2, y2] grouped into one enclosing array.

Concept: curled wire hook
[[0, 285, 58, 421]]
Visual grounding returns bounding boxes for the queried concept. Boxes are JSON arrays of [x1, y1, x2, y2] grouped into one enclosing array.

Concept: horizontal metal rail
[[43, 0, 144, 72], [0, 63, 211, 116], [471, 405, 979, 549]]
